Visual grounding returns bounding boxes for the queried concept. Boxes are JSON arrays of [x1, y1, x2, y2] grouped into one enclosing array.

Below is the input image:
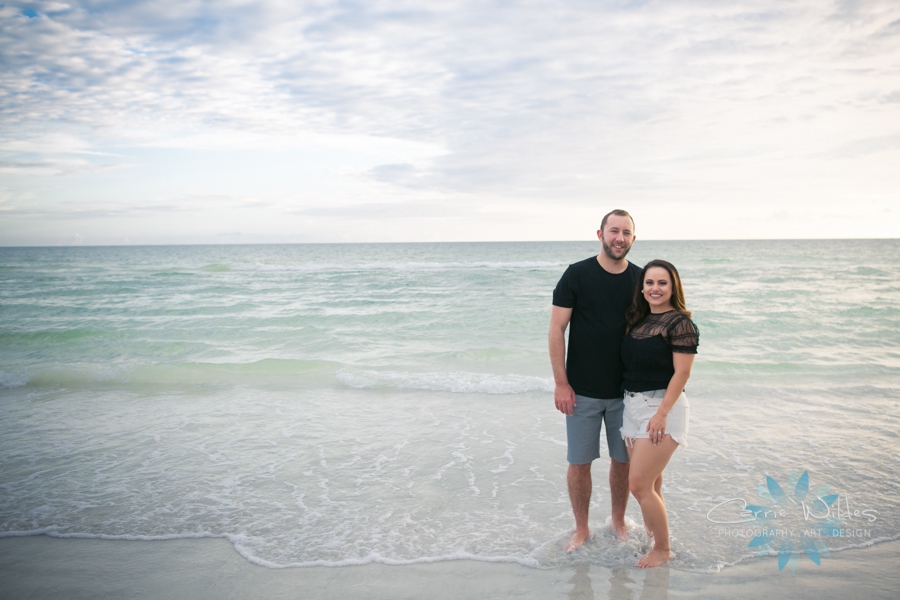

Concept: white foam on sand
[[2, 382, 896, 574]]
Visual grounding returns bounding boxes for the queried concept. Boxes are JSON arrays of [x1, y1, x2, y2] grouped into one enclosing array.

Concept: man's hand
[[554, 383, 577, 416]]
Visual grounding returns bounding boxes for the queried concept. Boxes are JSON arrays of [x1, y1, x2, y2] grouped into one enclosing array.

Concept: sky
[[1, 0, 899, 245]]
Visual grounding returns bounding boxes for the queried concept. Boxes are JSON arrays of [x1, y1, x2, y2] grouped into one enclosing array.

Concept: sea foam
[[336, 369, 553, 394]]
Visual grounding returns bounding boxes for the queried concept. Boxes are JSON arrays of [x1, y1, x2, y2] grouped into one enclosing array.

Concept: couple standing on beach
[[549, 209, 699, 568]]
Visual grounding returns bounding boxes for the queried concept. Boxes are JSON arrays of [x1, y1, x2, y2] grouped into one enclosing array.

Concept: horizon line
[[1, 237, 898, 249]]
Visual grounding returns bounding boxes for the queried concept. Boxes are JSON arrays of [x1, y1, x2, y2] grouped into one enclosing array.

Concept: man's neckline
[[594, 255, 631, 275]]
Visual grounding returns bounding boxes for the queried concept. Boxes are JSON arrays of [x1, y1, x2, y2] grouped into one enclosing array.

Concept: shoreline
[[2, 535, 898, 599]]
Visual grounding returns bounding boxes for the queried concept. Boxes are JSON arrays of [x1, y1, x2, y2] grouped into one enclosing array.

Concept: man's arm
[[549, 305, 576, 415]]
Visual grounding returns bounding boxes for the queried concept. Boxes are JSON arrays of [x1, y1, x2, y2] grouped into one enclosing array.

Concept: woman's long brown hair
[[625, 259, 691, 334]]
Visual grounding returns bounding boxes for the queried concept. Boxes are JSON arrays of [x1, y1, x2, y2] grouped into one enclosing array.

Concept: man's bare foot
[[611, 520, 628, 542], [565, 528, 590, 552], [637, 547, 672, 568]]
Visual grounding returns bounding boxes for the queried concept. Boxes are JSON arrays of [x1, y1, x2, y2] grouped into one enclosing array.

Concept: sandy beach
[[2, 535, 898, 599]]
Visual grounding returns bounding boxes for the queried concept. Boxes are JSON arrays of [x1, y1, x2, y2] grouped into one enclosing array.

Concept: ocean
[[1, 240, 898, 573]]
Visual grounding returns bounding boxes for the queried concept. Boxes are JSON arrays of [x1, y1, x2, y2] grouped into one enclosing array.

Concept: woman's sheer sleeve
[[669, 315, 699, 354]]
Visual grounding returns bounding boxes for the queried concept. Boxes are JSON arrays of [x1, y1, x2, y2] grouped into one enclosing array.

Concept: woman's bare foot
[[565, 528, 590, 552], [637, 547, 672, 568]]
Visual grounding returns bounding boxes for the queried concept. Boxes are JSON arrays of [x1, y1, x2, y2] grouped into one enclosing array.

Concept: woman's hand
[[648, 352, 694, 446], [646, 411, 668, 446]]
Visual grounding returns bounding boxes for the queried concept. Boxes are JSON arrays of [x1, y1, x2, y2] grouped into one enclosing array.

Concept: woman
[[620, 259, 699, 568]]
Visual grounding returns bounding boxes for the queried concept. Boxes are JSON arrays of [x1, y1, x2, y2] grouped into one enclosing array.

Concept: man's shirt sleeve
[[552, 265, 576, 308]]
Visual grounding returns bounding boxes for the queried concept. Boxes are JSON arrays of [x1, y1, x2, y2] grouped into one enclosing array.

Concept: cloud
[[0, 191, 277, 220], [0, 132, 127, 175], [1, 0, 899, 243], [290, 199, 463, 219], [818, 133, 900, 159]]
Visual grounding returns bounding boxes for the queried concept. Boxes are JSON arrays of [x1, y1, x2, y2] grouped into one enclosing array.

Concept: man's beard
[[602, 238, 632, 260]]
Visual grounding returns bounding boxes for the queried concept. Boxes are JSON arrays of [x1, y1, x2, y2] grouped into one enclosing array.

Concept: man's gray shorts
[[566, 394, 629, 465]]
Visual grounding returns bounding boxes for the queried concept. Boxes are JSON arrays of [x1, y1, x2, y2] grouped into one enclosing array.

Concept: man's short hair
[[600, 209, 634, 233]]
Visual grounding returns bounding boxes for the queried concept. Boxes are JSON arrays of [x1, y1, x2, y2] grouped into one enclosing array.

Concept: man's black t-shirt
[[552, 257, 641, 399]]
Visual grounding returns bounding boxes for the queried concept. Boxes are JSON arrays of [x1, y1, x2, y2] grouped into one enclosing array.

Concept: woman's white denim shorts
[[620, 389, 689, 448]]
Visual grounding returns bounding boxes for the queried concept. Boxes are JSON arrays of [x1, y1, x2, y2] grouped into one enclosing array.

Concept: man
[[549, 209, 640, 551]]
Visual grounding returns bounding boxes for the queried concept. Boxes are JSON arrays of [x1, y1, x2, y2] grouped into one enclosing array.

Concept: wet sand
[[1, 535, 898, 599]]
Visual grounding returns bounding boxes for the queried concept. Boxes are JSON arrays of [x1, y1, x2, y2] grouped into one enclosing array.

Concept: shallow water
[[1, 240, 899, 572]]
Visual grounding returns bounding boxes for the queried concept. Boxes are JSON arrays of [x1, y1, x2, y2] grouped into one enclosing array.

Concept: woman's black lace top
[[621, 310, 699, 393]]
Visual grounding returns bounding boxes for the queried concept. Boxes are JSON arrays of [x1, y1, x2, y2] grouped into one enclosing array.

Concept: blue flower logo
[[746, 470, 844, 572]]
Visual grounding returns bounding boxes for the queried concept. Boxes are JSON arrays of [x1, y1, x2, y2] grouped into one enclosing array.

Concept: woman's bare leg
[[628, 436, 679, 568]]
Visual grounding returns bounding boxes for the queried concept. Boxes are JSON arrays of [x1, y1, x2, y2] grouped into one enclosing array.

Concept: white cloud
[[1, 0, 899, 243]]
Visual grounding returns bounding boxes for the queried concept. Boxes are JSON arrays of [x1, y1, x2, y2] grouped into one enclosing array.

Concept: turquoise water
[[1, 240, 899, 572]]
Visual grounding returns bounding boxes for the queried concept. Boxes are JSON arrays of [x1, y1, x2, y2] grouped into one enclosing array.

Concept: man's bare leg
[[609, 458, 630, 541], [566, 462, 592, 551]]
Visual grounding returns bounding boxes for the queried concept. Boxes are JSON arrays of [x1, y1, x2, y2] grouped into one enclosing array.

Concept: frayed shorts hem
[[620, 389, 689, 449]]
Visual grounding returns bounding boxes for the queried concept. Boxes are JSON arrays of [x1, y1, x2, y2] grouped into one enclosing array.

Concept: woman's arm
[[646, 352, 695, 445]]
